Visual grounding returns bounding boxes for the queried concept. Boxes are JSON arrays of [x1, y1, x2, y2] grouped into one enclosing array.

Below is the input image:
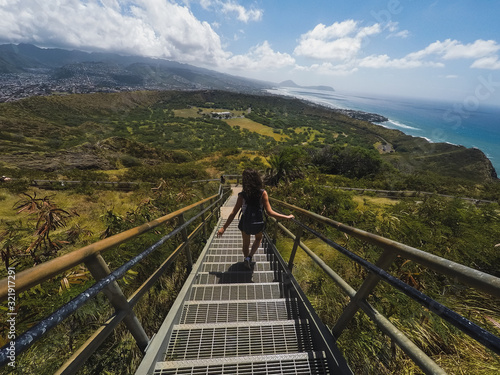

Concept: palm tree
[[14, 193, 73, 263], [265, 147, 306, 186]]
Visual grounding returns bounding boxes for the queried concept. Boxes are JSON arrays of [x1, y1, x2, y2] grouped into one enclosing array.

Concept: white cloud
[[387, 30, 409, 39], [198, 0, 213, 9], [386, 21, 399, 33], [295, 36, 361, 61], [194, 0, 263, 22], [407, 39, 500, 61], [357, 23, 382, 38], [294, 20, 382, 61], [219, 1, 263, 23], [226, 41, 295, 71], [384, 21, 409, 39], [471, 56, 500, 70], [359, 54, 444, 69], [300, 20, 358, 40], [294, 62, 358, 76], [0, 0, 230, 65]]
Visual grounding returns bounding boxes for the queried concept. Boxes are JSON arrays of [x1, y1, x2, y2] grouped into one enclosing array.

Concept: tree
[[311, 145, 382, 178], [265, 147, 307, 185]]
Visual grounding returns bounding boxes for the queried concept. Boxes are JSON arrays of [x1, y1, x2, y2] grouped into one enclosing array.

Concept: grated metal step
[[203, 254, 271, 263], [164, 320, 314, 361], [201, 262, 272, 273], [154, 352, 332, 375], [188, 283, 282, 301], [195, 271, 277, 284], [180, 299, 300, 324], [207, 247, 267, 255]]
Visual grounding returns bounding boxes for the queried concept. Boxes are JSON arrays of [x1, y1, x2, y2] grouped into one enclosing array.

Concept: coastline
[[267, 88, 388, 124], [266, 87, 499, 175]]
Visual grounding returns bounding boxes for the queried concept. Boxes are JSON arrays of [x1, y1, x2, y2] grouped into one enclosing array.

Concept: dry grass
[[0, 188, 143, 261], [0, 189, 19, 220], [353, 195, 400, 207], [275, 227, 500, 374], [294, 127, 323, 143], [225, 118, 288, 141]]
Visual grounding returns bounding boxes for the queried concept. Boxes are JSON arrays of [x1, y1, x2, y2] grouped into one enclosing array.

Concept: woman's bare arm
[[262, 190, 294, 220], [217, 195, 243, 237]]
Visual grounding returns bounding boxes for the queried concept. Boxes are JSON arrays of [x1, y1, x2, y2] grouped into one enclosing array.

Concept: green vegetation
[[269, 176, 500, 374], [0, 90, 499, 374], [0, 181, 216, 374]]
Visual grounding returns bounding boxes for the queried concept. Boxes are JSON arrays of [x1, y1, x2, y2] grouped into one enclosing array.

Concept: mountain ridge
[[0, 43, 274, 100], [277, 79, 335, 92]]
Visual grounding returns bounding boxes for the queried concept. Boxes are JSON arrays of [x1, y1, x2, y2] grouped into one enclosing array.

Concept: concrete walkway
[[220, 185, 241, 220]]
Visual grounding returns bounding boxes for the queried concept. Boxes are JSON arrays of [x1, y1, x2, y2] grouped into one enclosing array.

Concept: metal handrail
[[0, 194, 218, 301], [269, 197, 500, 374], [270, 198, 500, 298], [0, 188, 231, 372], [273, 220, 446, 374]]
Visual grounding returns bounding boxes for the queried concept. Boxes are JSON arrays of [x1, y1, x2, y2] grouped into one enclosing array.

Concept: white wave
[[382, 119, 420, 131], [266, 88, 349, 110]]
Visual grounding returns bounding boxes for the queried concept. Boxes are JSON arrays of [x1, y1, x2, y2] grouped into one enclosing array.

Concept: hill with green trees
[[0, 90, 499, 374], [0, 90, 497, 186]]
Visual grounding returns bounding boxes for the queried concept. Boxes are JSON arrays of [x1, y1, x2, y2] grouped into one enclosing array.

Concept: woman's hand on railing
[[217, 228, 225, 237]]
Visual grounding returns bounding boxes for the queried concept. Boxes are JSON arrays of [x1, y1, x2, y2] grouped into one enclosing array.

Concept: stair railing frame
[[269, 197, 500, 375], [0, 187, 231, 373]]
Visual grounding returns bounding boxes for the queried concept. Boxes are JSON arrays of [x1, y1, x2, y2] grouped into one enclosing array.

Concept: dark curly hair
[[242, 169, 263, 200]]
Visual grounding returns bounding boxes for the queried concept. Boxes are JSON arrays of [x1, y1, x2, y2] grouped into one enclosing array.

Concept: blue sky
[[1, 0, 500, 103]]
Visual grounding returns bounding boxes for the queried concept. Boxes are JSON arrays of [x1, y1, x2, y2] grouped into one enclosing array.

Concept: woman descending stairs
[[136, 190, 352, 374]]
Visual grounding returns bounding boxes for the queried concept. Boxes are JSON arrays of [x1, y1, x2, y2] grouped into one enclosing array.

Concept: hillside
[[277, 79, 335, 92], [0, 43, 273, 101], [0, 90, 497, 192]]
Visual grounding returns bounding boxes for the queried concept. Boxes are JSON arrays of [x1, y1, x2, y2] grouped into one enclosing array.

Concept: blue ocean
[[268, 88, 500, 174]]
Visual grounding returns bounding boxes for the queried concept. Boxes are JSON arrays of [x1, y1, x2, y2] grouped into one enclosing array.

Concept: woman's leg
[[241, 231, 251, 258], [249, 232, 262, 258]]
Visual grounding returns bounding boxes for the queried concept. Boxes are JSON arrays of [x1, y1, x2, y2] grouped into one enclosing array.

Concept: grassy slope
[[1, 90, 497, 182], [225, 117, 287, 141], [270, 178, 500, 375]]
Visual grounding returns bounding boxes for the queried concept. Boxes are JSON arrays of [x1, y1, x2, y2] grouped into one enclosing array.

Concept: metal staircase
[[136, 193, 352, 374], [3, 184, 499, 374]]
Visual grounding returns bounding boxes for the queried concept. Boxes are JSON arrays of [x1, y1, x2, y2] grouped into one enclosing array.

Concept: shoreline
[[266, 88, 388, 123], [266, 88, 498, 177], [266, 88, 499, 172]]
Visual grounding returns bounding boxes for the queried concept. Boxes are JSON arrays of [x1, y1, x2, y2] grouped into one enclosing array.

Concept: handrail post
[[200, 203, 207, 239], [84, 254, 149, 351], [179, 214, 193, 269], [272, 217, 279, 245], [288, 226, 303, 271], [332, 249, 397, 338]]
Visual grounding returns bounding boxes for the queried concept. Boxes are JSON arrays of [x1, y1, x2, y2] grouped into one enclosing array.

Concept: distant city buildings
[[0, 71, 128, 102], [0, 64, 188, 102]]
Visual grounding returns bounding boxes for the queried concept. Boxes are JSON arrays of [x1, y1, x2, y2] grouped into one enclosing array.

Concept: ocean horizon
[[268, 87, 500, 174]]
